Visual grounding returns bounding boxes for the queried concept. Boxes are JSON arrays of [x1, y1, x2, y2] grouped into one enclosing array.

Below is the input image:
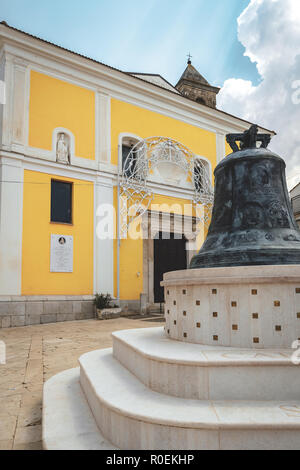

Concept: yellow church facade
[[0, 22, 274, 326]]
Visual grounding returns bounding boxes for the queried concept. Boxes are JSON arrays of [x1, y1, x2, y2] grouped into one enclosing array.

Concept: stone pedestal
[[43, 265, 300, 450], [162, 265, 300, 349]]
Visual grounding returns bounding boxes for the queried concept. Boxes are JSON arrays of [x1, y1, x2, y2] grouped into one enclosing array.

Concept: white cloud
[[217, 0, 300, 190]]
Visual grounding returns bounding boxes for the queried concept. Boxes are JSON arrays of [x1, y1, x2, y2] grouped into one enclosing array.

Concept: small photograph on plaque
[[58, 237, 66, 245], [50, 235, 73, 273]]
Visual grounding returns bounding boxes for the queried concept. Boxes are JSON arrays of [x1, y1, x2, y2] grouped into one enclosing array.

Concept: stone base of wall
[[0, 295, 95, 328], [119, 299, 164, 315], [119, 299, 140, 313]]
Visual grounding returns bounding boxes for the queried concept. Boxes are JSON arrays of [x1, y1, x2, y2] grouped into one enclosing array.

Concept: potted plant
[[94, 293, 121, 320]]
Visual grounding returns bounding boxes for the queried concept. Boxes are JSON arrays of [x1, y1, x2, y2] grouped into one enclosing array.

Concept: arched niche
[[52, 128, 75, 165]]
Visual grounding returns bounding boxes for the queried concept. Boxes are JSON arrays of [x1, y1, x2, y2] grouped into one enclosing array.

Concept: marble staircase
[[43, 326, 300, 450]]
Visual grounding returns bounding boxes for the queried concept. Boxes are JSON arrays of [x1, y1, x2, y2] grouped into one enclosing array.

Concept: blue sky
[[0, 0, 259, 87]]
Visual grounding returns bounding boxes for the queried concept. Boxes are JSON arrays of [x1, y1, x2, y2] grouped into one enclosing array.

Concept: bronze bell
[[190, 125, 300, 269]]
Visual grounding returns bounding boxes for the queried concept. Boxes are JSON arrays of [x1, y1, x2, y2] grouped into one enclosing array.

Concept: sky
[[218, 0, 300, 189], [0, 0, 300, 187], [0, 0, 258, 86]]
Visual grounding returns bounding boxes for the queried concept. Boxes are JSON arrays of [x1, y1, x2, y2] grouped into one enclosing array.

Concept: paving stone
[[18, 404, 42, 428], [0, 395, 22, 416], [24, 360, 43, 385], [29, 336, 42, 355], [0, 440, 13, 450], [0, 317, 155, 449], [21, 390, 42, 408], [13, 441, 43, 450], [14, 424, 42, 445], [0, 415, 17, 441]]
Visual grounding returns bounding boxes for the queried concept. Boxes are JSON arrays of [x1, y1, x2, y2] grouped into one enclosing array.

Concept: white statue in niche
[[56, 133, 70, 164]]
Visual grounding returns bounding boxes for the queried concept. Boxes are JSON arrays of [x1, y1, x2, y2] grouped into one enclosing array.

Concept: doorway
[[154, 232, 187, 303]]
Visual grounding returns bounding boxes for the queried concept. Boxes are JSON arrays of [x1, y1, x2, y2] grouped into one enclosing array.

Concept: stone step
[[43, 367, 117, 450], [79, 348, 300, 450], [148, 305, 164, 314], [112, 327, 300, 401]]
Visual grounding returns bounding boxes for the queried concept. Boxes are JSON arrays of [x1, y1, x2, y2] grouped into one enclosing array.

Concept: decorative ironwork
[[118, 136, 214, 238], [226, 124, 271, 153]]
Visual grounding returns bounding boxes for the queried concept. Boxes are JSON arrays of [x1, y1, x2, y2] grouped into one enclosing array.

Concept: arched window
[[121, 136, 140, 178], [194, 157, 211, 193]]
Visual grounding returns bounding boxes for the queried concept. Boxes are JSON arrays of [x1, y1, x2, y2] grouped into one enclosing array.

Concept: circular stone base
[[161, 265, 300, 349]]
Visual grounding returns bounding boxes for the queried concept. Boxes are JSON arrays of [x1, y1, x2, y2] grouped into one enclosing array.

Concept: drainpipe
[[117, 144, 121, 306]]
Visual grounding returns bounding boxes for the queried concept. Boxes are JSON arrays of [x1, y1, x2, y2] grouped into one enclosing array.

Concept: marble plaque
[[50, 235, 73, 273]]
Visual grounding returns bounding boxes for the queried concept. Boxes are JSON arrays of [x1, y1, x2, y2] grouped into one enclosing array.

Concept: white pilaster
[[1, 54, 28, 153], [0, 52, 5, 146], [216, 131, 226, 163], [0, 156, 23, 295], [11, 60, 28, 148], [94, 175, 114, 296], [97, 93, 111, 164], [1, 54, 13, 148]]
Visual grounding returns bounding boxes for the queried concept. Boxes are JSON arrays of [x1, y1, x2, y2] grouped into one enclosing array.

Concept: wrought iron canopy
[[118, 136, 214, 238]]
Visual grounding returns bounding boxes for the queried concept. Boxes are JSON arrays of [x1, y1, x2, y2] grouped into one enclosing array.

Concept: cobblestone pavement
[[0, 317, 163, 450]]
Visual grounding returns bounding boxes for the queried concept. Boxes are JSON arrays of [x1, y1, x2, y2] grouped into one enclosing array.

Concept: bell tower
[[175, 57, 220, 108]]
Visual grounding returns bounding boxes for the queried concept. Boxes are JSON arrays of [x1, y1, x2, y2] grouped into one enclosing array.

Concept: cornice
[[0, 24, 276, 137]]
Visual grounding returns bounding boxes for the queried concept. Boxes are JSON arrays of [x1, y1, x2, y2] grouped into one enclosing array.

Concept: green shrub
[[94, 293, 112, 310]]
